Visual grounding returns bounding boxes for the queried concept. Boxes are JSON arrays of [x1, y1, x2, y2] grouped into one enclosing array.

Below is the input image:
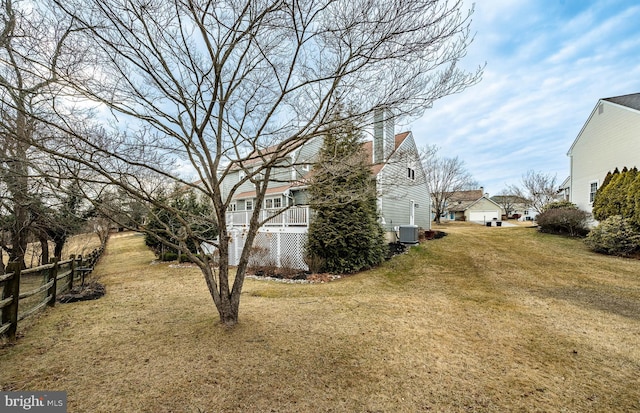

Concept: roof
[[361, 131, 411, 176], [490, 195, 529, 204], [445, 190, 484, 212], [449, 189, 483, 202], [602, 93, 640, 112], [447, 200, 477, 212], [449, 195, 503, 212], [233, 184, 293, 200], [230, 131, 414, 200]]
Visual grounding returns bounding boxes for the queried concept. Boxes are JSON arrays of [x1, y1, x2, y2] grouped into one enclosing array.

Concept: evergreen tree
[[592, 167, 640, 226], [306, 121, 387, 274], [145, 188, 218, 259]]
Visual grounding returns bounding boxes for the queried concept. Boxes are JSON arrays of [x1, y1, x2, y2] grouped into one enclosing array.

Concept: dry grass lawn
[[1, 224, 639, 412]]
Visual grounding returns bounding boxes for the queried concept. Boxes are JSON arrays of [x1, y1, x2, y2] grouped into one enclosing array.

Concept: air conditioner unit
[[398, 225, 419, 244]]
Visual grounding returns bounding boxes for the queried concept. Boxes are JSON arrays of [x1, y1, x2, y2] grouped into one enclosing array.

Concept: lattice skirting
[[227, 229, 308, 270]]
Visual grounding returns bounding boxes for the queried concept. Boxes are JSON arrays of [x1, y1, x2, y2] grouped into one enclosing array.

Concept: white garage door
[[468, 211, 500, 222]]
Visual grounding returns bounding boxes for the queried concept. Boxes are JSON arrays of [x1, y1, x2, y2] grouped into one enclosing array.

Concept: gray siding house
[[222, 113, 431, 269]]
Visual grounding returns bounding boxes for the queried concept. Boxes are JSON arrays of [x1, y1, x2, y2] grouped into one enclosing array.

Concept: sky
[[408, 0, 640, 196]]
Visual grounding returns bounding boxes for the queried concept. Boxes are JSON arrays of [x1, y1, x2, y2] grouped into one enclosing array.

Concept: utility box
[[398, 225, 419, 244]]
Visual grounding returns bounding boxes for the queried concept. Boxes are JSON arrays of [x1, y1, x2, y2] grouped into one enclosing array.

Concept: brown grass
[[2, 232, 102, 268], [1, 225, 640, 412]]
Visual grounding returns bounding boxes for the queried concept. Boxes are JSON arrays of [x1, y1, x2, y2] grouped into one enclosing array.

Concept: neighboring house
[[490, 195, 537, 221], [222, 111, 431, 269], [439, 189, 504, 222], [567, 93, 640, 215], [558, 176, 571, 202]]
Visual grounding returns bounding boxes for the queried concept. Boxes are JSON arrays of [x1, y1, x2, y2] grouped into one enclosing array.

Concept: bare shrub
[[537, 208, 590, 237], [247, 247, 278, 277]]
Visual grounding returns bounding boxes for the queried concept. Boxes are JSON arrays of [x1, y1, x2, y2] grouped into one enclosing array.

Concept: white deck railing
[[226, 206, 310, 228]]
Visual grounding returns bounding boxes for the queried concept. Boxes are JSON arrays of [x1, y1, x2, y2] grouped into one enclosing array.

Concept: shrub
[[541, 200, 578, 212], [179, 253, 203, 263], [584, 215, 640, 256], [160, 252, 179, 261], [536, 207, 589, 237]]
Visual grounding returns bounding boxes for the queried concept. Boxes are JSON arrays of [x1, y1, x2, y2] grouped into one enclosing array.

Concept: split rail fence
[[0, 245, 104, 341]]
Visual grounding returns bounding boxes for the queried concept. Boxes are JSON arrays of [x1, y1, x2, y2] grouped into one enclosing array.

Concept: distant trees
[[507, 170, 559, 215], [422, 146, 477, 224], [306, 121, 386, 274], [145, 187, 218, 261]]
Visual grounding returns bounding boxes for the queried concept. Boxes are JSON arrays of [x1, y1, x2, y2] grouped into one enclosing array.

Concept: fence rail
[[0, 245, 105, 342]]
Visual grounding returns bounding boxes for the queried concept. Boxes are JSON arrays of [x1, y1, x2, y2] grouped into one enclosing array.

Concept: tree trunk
[[53, 235, 67, 259], [216, 293, 240, 326], [39, 232, 50, 266], [9, 203, 29, 269], [198, 237, 241, 327]]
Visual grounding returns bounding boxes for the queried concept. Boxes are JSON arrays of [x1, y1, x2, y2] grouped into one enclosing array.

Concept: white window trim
[[407, 160, 416, 181], [265, 197, 282, 209], [589, 180, 598, 204]]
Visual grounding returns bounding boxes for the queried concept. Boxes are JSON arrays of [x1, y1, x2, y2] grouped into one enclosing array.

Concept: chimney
[[373, 109, 394, 163]]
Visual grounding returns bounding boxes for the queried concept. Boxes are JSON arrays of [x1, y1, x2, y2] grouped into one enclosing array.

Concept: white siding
[[569, 101, 640, 213], [464, 198, 503, 222]]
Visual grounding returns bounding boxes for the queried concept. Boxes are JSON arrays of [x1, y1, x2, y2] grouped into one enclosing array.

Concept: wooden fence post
[[69, 254, 76, 291], [48, 258, 59, 307], [2, 262, 21, 342]]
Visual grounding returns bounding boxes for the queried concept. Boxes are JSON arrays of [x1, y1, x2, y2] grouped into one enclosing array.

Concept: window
[[407, 160, 416, 180], [265, 197, 282, 209], [238, 171, 246, 182], [246, 200, 253, 211], [228, 203, 237, 212], [589, 182, 598, 203]]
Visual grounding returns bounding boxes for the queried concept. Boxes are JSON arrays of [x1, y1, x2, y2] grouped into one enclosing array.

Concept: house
[[221, 111, 431, 269], [439, 189, 504, 222], [567, 93, 640, 215], [490, 195, 537, 221]]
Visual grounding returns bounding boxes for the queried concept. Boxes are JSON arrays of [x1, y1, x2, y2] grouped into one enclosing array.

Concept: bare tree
[[492, 192, 524, 218], [0, 0, 83, 267], [507, 170, 558, 215], [422, 145, 476, 224], [41, 0, 483, 325]]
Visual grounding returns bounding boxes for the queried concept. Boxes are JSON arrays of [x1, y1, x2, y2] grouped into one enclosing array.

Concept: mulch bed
[[58, 282, 106, 303]]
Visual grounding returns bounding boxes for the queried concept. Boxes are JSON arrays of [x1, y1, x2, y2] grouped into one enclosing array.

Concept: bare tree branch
[[33, 0, 484, 325]]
